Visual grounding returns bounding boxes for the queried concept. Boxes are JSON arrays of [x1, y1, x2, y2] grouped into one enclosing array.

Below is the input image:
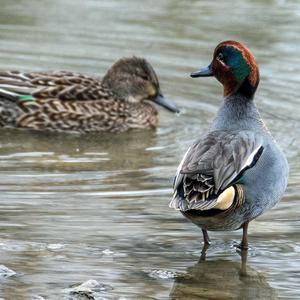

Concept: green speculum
[[19, 95, 35, 102]]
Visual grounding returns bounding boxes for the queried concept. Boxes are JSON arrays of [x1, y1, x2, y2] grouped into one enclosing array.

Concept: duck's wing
[[170, 130, 264, 211], [0, 70, 113, 102]]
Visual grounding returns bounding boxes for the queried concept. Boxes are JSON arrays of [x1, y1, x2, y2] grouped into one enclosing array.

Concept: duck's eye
[[217, 53, 225, 62], [140, 73, 148, 81]]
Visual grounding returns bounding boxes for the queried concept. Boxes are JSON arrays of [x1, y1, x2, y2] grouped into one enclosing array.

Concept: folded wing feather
[[0, 70, 110, 102], [170, 130, 263, 211]]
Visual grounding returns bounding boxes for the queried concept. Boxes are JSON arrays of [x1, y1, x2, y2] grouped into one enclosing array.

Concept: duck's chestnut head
[[191, 41, 260, 98]]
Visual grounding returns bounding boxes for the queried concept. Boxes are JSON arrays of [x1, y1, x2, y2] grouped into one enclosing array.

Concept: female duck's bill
[[153, 92, 180, 113]]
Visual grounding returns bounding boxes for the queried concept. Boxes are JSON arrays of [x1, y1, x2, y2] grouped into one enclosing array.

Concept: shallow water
[[0, 0, 299, 299]]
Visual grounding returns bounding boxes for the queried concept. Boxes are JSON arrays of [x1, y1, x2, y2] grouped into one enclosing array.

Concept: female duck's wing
[[170, 130, 264, 211], [0, 70, 112, 102]]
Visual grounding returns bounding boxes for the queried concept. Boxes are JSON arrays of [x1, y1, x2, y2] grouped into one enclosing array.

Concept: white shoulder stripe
[[241, 145, 263, 171]]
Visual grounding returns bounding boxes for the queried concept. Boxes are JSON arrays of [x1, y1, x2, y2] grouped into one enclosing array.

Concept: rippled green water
[[0, 0, 299, 299]]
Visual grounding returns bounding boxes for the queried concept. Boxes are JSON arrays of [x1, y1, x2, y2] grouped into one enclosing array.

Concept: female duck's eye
[[217, 53, 225, 62], [140, 73, 148, 80]]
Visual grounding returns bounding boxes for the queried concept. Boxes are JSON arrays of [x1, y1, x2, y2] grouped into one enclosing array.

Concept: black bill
[[190, 65, 213, 78], [154, 93, 180, 113]]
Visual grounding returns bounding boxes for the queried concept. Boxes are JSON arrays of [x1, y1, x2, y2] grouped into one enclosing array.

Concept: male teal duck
[[0, 57, 179, 133], [170, 41, 289, 249]]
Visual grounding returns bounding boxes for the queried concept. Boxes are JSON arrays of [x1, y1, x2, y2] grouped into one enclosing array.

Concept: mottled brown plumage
[[0, 57, 179, 133]]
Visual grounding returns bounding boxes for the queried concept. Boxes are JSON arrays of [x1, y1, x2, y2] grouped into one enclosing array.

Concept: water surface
[[0, 0, 299, 299]]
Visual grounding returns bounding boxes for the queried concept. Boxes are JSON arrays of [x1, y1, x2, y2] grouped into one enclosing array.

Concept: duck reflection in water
[[169, 247, 278, 300]]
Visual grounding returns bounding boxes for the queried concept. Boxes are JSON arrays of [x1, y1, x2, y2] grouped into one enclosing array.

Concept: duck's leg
[[239, 221, 249, 250], [202, 229, 211, 245], [199, 229, 210, 261], [199, 242, 210, 261]]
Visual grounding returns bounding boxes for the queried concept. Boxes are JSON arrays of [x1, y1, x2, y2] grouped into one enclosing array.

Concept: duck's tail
[[0, 71, 36, 126]]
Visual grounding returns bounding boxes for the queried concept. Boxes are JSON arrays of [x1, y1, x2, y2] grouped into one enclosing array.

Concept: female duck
[[0, 57, 178, 133], [170, 41, 288, 249]]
